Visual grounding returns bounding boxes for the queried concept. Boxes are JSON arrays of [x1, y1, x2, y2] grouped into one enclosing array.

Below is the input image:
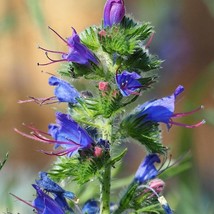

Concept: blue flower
[[134, 154, 160, 184], [49, 76, 80, 104], [48, 112, 94, 156], [32, 184, 66, 214], [103, 0, 125, 27], [82, 199, 116, 214], [134, 85, 205, 129], [82, 199, 100, 214], [116, 71, 142, 96], [15, 112, 94, 157], [38, 27, 98, 66], [36, 172, 77, 212], [11, 184, 72, 214]]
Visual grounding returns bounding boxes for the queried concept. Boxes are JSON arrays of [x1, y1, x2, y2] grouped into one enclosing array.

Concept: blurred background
[[0, 0, 214, 213]]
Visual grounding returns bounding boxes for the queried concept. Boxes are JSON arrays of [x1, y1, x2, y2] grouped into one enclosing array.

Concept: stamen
[[37, 59, 66, 66], [172, 105, 204, 118], [22, 123, 51, 136], [32, 132, 79, 146], [138, 184, 159, 198], [45, 52, 59, 62], [40, 146, 79, 156], [169, 119, 206, 128], [48, 26, 69, 45], [10, 193, 38, 211], [145, 32, 154, 49], [18, 96, 57, 105], [14, 128, 48, 143], [127, 89, 141, 96], [38, 46, 65, 55]]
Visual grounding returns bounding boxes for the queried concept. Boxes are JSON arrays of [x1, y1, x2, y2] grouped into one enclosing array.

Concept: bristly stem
[[100, 120, 112, 214]]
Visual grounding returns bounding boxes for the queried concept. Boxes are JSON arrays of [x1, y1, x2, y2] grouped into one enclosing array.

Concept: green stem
[[100, 163, 111, 214], [99, 120, 112, 214]]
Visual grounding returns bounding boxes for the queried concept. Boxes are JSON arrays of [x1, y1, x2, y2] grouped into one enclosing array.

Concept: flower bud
[[103, 0, 125, 27], [94, 146, 103, 157], [99, 82, 110, 91], [149, 178, 165, 195]]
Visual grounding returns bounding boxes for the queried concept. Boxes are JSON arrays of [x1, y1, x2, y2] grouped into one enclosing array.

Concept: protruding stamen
[[10, 193, 39, 210], [127, 90, 141, 96], [145, 32, 154, 49], [18, 96, 57, 105], [172, 105, 204, 118], [39, 146, 79, 156], [169, 119, 206, 128], [48, 26, 69, 45], [38, 45, 65, 55], [37, 59, 66, 66]]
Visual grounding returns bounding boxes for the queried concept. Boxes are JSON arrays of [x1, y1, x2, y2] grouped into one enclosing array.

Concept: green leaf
[[101, 16, 154, 56], [80, 26, 100, 50], [108, 148, 127, 167], [0, 153, 9, 171], [122, 48, 162, 72], [120, 115, 167, 154], [49, 152, 109, 185]]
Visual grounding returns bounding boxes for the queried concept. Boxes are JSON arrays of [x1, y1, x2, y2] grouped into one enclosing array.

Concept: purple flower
[[38, 27, 98, 66], [15, 112, 94, 157], [103, 0, 125, 27], [135, 85, 205, 129], [134, 154, 160, 184], [116, 71, 142, 96], [49, 76, 80, 104]]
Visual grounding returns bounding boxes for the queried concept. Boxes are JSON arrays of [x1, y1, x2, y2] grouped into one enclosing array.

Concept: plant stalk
[[99, 120, 112, 214]]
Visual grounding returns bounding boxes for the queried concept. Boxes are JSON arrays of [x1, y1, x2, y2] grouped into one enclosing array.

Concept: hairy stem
[[99, 120, 112, 214]]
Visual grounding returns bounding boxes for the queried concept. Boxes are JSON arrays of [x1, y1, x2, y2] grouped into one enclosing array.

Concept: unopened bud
[[99, 82, 109, 91], [94, 146, 103, 157], [149, 179, 165, 195]]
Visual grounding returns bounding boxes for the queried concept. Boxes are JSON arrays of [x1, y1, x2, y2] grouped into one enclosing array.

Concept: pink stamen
[[22, 123, 51, 137], [145, 32, 154, 49], [14, 128, 80, 146], [169, 119, 206, 128], [37, 59, 66, 66], [18, 96, 57, 105], [40, 146, 79, 156], [38, 46, 65, 55], [14, 128, 48, 143], [127, 89, 140, 96], [45, 52, 60, 62], [33, 132, 80, 146], [10, 193, 39, 211], [48, 26, 69, 45], [172, 105, 204, 118]]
